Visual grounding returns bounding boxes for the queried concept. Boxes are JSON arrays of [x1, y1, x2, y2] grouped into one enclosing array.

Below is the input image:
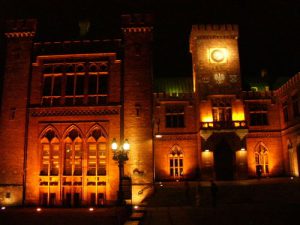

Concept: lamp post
[[111, 138, 130, 205]]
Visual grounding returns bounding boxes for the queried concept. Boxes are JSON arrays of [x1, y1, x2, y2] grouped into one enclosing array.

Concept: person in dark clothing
[[210, 180, 218, 208], [256, 165, 262, 179]]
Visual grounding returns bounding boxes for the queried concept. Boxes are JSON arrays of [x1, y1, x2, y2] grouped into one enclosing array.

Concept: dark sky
[[1, 0, 300, 86]]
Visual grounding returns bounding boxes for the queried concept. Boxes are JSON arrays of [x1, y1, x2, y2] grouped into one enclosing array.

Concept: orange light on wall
[[236, 148, 247, 161], [202, 116, 213, 122], [201, 150, 214, 166], [232, 100, 245, 121], [200, 101, 213, 123]]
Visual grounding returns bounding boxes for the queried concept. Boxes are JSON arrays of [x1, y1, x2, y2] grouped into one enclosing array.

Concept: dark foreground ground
[[0, 207, 129, 225], [143, 177, 300, 225], [1, 178, 300, 225]]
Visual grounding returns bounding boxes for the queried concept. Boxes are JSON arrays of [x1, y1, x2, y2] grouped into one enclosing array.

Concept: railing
[[200, 120, 247, 129], [242, 91, 274, 100]]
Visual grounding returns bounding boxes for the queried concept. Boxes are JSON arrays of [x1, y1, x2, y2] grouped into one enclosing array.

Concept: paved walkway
[[141, 177, 300, 225]]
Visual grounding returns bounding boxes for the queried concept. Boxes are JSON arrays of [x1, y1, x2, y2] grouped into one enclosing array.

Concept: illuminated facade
[[0, 16, 300, 207]]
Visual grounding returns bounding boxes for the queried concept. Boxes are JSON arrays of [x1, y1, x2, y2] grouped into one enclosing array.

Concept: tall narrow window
[[88, 74, 108, 105], [40, 130, 59, 176], [169, 146, 183, 178], [249, 103, 268, 126], [87, 129, 107, 176], [41, 142, 50, 176], [255, 143, 269, 175], [165, 105, 185, 128], [42, 63, 63, 106], [211, 98, 232, 128], [212, 107, 232, 122], [50, 138, 60, 175], [87, 142, 97, 175], [283, 101, 289, 122], [63, 129, 82, 176], [65, 74, 85, 105]]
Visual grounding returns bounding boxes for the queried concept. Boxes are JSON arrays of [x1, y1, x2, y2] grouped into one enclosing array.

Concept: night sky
[[1, 0, 300, 87]]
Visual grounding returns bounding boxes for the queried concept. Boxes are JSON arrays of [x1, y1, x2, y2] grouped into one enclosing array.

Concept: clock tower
[[190, 24, 241, 98]]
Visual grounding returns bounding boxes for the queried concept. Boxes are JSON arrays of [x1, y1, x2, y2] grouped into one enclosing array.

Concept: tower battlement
[[190, 24, 238, 40], [5, 19, 37, 38], [275, 72, 300, 96], [121, 14, 153, 32]]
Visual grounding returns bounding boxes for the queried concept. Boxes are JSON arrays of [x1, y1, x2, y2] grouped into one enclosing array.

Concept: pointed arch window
[[63, 129, 83, 176], [87, 129, 107, 176], [40, 130, 60, 176], [169, 146, 183, 177], [255, 143, 269, 174]]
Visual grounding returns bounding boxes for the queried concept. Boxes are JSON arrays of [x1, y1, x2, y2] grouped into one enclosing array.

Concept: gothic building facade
[[0, 14, 299, 207]]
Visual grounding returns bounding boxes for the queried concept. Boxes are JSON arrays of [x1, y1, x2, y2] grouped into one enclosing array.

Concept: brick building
[[0, 15, 299, 207]]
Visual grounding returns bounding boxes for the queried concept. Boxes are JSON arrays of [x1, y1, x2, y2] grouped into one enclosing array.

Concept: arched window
[[63, 129, 82, 176], [87, 129, 107, 176], [255, 143, 269, 174], [169, 146, 183, 178], [40, 129, 60, 176]]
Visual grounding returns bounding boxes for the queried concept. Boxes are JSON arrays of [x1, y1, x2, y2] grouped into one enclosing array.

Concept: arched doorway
[[214, 140, 234, 180]]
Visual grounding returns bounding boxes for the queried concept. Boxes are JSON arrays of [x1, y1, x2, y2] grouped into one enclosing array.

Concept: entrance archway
[[214, 140, 234, 180]]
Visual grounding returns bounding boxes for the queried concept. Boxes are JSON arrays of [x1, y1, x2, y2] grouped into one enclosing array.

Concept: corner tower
[[0, 19, 36, 206], [122, 14, 153, 203], [190, 24, 241, 98]]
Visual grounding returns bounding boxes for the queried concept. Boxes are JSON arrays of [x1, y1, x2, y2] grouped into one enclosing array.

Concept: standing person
[[210, 180, 218, 208], [256, 165, 262, 179]]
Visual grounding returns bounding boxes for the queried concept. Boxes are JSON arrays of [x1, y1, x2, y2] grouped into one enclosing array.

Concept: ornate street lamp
[[111, 138, 130, 205]]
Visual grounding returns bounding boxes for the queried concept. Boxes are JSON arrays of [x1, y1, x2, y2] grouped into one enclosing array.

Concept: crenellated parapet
[[33, 39, 122, 60], [5, 19, 37, 38], [275, 73, 300, 97], [121, 14, 153, 33], [190, 24, 238, 40]]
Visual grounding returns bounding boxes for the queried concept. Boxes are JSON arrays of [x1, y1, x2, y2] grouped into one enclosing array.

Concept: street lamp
[[111, 138, 130, 205]]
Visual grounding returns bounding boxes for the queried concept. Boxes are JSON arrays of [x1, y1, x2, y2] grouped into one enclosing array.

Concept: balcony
[[200, 120, 247, 130]]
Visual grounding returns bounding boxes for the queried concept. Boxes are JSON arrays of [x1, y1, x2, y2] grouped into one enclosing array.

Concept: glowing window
[[87, 129, 107, 176], [169, 146, 183, 178], [40, 130, 60, 176], [255, 143, 269, 175], [63, 129, 82, 176]]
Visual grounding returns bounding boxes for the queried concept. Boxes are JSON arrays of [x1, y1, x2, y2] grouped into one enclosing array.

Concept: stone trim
[[31, 109, 119, 117], [5, 32, 35, 38], [122, 27, 153, 33]]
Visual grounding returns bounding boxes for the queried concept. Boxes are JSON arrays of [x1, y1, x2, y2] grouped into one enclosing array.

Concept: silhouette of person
[[210, 180, 218, 208], [256, 165, 262, 179]]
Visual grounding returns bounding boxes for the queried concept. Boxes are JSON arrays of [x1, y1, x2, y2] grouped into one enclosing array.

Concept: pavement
[[140, 177, 300, 225], [0, 207, 129, 225], [1, 177, 299, 225]]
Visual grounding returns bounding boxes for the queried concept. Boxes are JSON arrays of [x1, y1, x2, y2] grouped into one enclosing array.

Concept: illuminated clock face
[[211, 50, 224, 62], [209, 48, 227, 63]]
